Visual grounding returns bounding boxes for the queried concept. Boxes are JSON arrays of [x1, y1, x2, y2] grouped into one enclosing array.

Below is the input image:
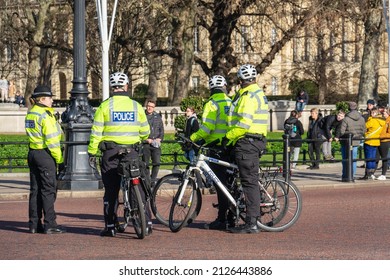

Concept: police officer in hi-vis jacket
[[190, 75, 232, 230], [88, 72, 150, 237], [225, 64, 269, 234], [25, 85, 65, 234]]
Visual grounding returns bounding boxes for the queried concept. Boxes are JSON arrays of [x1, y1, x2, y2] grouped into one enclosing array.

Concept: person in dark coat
[[307, 108, 323, 169], [284, 110, 304, 169], [183, 106, 199, 164], [319, 110, 345, 160], [295, 90, 309, 113], [142, 99, 164, 187]]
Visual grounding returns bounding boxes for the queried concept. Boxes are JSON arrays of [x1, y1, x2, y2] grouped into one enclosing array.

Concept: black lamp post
[[58, 0, 102, 190]]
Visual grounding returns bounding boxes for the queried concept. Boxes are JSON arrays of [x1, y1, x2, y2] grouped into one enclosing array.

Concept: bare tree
[[284, 0, 365, 104], [357, 0, 383, 104]]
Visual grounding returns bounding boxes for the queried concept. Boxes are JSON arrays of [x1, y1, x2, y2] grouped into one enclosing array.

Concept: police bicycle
[[168, 134, 302, 233], [89, 146, 170, 238]]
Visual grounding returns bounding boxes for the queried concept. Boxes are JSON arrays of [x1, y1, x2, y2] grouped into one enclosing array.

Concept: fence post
[[282, 134, 290, 181], [8, 156, 12, 173], [345, 132, 354, 182], [269, 109, 273, 132]]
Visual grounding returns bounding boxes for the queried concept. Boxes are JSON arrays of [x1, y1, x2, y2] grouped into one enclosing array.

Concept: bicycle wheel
[[168, 170, 202, 233], [116, 181, 130, 233], [151, 173, 183, 226], [129, 182, 147, 239], [257, 177, 302, 232]]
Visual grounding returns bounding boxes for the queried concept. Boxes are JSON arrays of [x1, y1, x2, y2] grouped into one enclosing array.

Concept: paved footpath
[[0, 162, 385, 201]]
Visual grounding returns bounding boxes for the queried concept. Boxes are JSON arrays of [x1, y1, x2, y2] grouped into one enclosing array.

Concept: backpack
[[284, 123, 297, 138]]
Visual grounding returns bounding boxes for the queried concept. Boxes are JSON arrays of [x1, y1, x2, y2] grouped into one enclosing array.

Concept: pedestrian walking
[[225, 64, 268, 234], [88, 72, 151, 237], [284, 110, 304, 169], [25, 85, 65, 234]]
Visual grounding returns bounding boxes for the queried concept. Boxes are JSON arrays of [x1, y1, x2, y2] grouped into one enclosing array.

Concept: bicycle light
[[131, 178, 140, 185]]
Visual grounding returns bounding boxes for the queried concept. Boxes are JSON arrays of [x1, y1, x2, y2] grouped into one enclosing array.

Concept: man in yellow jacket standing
[[225, 64, 269, 234], [191, 75, 232, 230], [88, 72, 150, 237], [25, 85, 64, 234]]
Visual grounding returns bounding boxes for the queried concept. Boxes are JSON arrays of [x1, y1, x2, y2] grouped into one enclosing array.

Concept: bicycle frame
[[171, 134, 302, 232], [177, 151, 239, 209]]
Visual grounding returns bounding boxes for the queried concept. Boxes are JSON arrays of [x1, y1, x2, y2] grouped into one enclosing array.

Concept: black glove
[[89, 154, 97, 168], [221, 137, 230, 149], [185, 142, 192, 148], [58, 163, 65, 173]]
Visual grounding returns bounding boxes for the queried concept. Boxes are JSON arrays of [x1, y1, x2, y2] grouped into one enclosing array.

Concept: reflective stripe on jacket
[[190, 92, 231, 144], [226, 83, 268, 143], [88, 94, 150, 155], [25, 104, 64, 164]]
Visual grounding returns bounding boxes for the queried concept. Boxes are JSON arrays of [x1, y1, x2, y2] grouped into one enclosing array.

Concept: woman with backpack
[[284, 110, 304, 169]]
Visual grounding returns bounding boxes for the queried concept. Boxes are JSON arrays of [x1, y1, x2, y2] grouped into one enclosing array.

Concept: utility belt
[[29, 147, 51, 153], [244, 133, 265, 141], [99, 141, 140, 152]]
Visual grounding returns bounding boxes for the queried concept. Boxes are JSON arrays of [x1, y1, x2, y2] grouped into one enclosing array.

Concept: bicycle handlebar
[[176, 133, 223, 155]]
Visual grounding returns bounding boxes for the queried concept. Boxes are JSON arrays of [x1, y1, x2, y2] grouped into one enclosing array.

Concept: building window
[[271, 77, 278, 96], [241, 25, 250, 53], [316, 34, 324, 61], [271, 28, 277, 46], [293, 38, 299, 62], [192, 76, 199, 92], [194, 25, 200, 53], [6, 44, 13, 62], [354, 21, 360, 62], [329, 32, 336, 61], [341, 18, 348, 62], [167, 35, 173, 50], [304, 27, 310, 61]]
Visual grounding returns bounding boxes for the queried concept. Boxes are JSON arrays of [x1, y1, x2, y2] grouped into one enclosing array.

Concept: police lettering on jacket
[[112, 111, 136, 122]]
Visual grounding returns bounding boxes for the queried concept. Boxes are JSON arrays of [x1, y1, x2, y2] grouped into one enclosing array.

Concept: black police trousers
[[208, 148, 230, 222], [101, 146, 150, 229], [233, 137, 266, 220], [28, 149, 58, 230]]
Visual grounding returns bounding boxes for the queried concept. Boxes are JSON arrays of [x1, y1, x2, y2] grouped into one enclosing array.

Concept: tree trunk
[[145, 53, 160, 104], [168, 2, 196, 106], [358, 1, 382, 105], [24, 0, 54, 108]]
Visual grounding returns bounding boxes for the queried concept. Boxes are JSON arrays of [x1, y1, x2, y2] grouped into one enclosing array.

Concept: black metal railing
[[1, 136, 388, 184]]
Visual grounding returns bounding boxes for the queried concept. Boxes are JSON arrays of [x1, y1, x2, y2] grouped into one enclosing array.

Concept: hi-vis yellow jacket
[[25, 104, 64, 164], [226, 83, 268, 143], [88, 94, 150, 155], [190, 92, 231, 145]]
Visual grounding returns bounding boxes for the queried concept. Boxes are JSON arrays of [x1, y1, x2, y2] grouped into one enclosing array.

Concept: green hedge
[[1, 132, 343, 171]]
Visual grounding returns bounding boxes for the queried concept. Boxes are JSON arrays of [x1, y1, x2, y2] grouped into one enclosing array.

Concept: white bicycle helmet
[[109, 72, 129, 87], [209, 75, 227, 89], [237, 64, 257, 80]]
